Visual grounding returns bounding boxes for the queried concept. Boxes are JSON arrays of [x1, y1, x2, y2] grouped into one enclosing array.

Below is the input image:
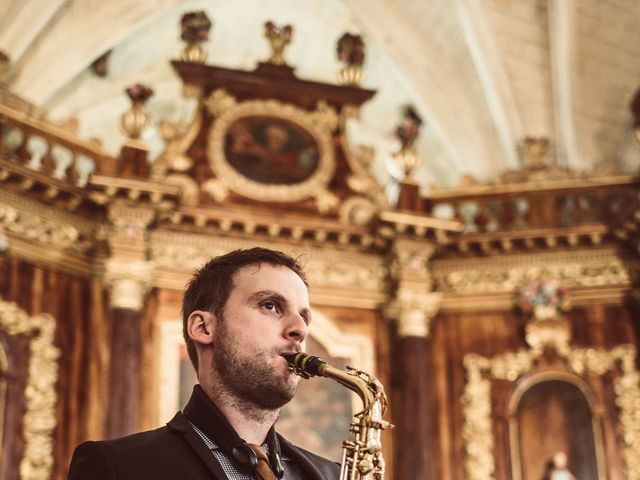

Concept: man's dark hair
[[182, 247, 307, 371]]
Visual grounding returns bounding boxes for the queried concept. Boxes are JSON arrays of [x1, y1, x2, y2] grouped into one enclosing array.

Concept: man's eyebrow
[[248, 290, 286, 303], [248, 290, 312, 323]]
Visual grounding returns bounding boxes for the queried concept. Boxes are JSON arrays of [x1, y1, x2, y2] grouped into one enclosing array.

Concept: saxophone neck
[[321, 363, 377, 410], [284, 352, 385, 413]]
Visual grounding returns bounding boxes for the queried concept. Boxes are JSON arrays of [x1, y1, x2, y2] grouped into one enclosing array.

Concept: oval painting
[[224, 115, 320, 184]]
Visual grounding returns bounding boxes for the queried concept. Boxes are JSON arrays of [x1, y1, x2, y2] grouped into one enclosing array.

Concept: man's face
[[210, 263, 310, 410]]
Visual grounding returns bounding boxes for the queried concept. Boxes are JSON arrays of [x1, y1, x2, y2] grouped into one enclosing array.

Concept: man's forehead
[[231, 263, 306, 289]]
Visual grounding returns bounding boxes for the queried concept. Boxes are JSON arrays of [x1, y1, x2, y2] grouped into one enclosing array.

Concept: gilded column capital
[[386, 290, 442, 338], [104, 259, 154, 311]]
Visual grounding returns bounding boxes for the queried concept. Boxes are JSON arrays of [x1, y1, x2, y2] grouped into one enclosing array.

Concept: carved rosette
[[462, 342, 640, 480], [0, 299, 60, 480]]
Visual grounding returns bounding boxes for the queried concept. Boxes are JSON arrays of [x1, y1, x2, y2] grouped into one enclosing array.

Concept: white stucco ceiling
[[1, 0, 640, 198]]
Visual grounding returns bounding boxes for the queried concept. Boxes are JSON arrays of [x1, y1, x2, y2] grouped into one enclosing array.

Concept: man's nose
[[284, 312, 309, 342]]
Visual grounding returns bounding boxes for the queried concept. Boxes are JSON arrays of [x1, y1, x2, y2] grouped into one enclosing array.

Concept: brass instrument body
[[285, 353, 393, 480]]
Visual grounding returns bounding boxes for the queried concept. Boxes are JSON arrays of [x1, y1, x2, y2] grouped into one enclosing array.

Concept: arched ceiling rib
[[10, 0, 182, 105]]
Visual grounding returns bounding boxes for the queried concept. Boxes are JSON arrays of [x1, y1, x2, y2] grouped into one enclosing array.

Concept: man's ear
[[187, 310, 216, 346]]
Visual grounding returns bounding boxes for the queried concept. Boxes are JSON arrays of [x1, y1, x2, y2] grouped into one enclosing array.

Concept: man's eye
[[263, 301, 278, 312]]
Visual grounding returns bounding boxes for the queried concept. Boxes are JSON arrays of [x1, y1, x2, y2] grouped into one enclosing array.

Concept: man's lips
[[279, 352, 297, 362]]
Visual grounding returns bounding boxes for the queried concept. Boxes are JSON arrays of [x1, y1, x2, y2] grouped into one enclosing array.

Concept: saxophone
[[284, 353, 393, 480]]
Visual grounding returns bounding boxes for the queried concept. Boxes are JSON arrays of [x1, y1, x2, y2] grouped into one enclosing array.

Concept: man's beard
[[211, 318, 298, 411]]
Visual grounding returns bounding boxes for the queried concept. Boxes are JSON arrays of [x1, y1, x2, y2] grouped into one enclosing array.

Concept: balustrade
[[425, 178, 639, 234], [0, 105, 117, 188]]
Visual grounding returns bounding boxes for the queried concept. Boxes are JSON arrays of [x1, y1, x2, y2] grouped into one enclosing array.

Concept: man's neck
[[200, 382, 279, 444]]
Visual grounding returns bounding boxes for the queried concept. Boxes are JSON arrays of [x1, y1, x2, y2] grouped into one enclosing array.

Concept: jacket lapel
[[279, 435, 335, 480], [167, 411, 228, 480]]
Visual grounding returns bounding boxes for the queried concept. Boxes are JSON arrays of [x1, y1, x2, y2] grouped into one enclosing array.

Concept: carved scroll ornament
[[0, 299, 60, 480]]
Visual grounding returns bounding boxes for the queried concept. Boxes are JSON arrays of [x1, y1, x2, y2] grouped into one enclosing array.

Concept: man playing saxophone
[[68, 247, 340, 480]]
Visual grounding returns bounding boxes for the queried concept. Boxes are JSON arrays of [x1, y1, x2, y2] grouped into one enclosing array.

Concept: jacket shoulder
[[67, 425, 208, 480]]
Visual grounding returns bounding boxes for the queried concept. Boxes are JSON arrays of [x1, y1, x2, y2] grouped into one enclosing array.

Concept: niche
[[509, 374, 604, 480]]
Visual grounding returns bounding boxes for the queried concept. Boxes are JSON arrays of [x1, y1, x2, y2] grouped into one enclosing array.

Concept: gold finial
[[180, 11, 212, 64], [264, 21, 293, 66], [336, 33, 365, 86], [392, 105, 423, 180], [120, 84, 154, 144]]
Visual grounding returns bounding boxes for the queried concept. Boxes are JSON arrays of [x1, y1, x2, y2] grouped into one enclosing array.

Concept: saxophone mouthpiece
[[284, 352, 327, 378]]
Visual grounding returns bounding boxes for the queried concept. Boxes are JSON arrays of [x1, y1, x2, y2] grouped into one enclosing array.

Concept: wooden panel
[[0, 255, 108, 480]]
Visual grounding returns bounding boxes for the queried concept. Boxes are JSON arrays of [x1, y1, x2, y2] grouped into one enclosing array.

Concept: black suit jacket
[[68, 390, 340, 480]]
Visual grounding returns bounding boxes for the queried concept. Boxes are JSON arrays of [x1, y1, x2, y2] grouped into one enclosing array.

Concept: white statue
[[549, 452, 576, 480]]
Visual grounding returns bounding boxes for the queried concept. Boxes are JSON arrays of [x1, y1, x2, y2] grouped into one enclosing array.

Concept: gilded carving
[[0, 204, 91, 253], [106, 202, 155, 252], [433, 249, 637, 295], [152, 108, 202, 179], [201, 178, 230, 203], [339, 196, 377, 226], [104, 259, 154, 311], [385, 290, 442, 337], [206, 92, 337, 208], [149, 232, 386, 293], [205, 89, 237, 117], [0, 299, 60, 480], [462, 341, 640, 480], [339, 105, 388, 208]]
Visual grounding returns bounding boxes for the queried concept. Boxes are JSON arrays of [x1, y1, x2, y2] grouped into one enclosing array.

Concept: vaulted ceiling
[[1, 0, 639, 197]]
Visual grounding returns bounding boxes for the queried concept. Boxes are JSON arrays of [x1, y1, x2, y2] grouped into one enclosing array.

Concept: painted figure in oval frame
[[224, 115, 320, 185]]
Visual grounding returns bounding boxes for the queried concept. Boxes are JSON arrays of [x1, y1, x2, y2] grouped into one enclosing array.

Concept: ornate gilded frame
[[507, 370, 607, 480], [462, 342, 640, 480], [0, 299, 60, 480], [205, 89, 338, 205]]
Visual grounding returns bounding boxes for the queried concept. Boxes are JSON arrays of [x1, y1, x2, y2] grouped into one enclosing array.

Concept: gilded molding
[[149, 231, 386, 294], [206, 90, 337, 208], [0, 299, 60, 480], [433, 249, 637, 295], [0, 200, 93, 253], [462, 341, 640, 480]]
